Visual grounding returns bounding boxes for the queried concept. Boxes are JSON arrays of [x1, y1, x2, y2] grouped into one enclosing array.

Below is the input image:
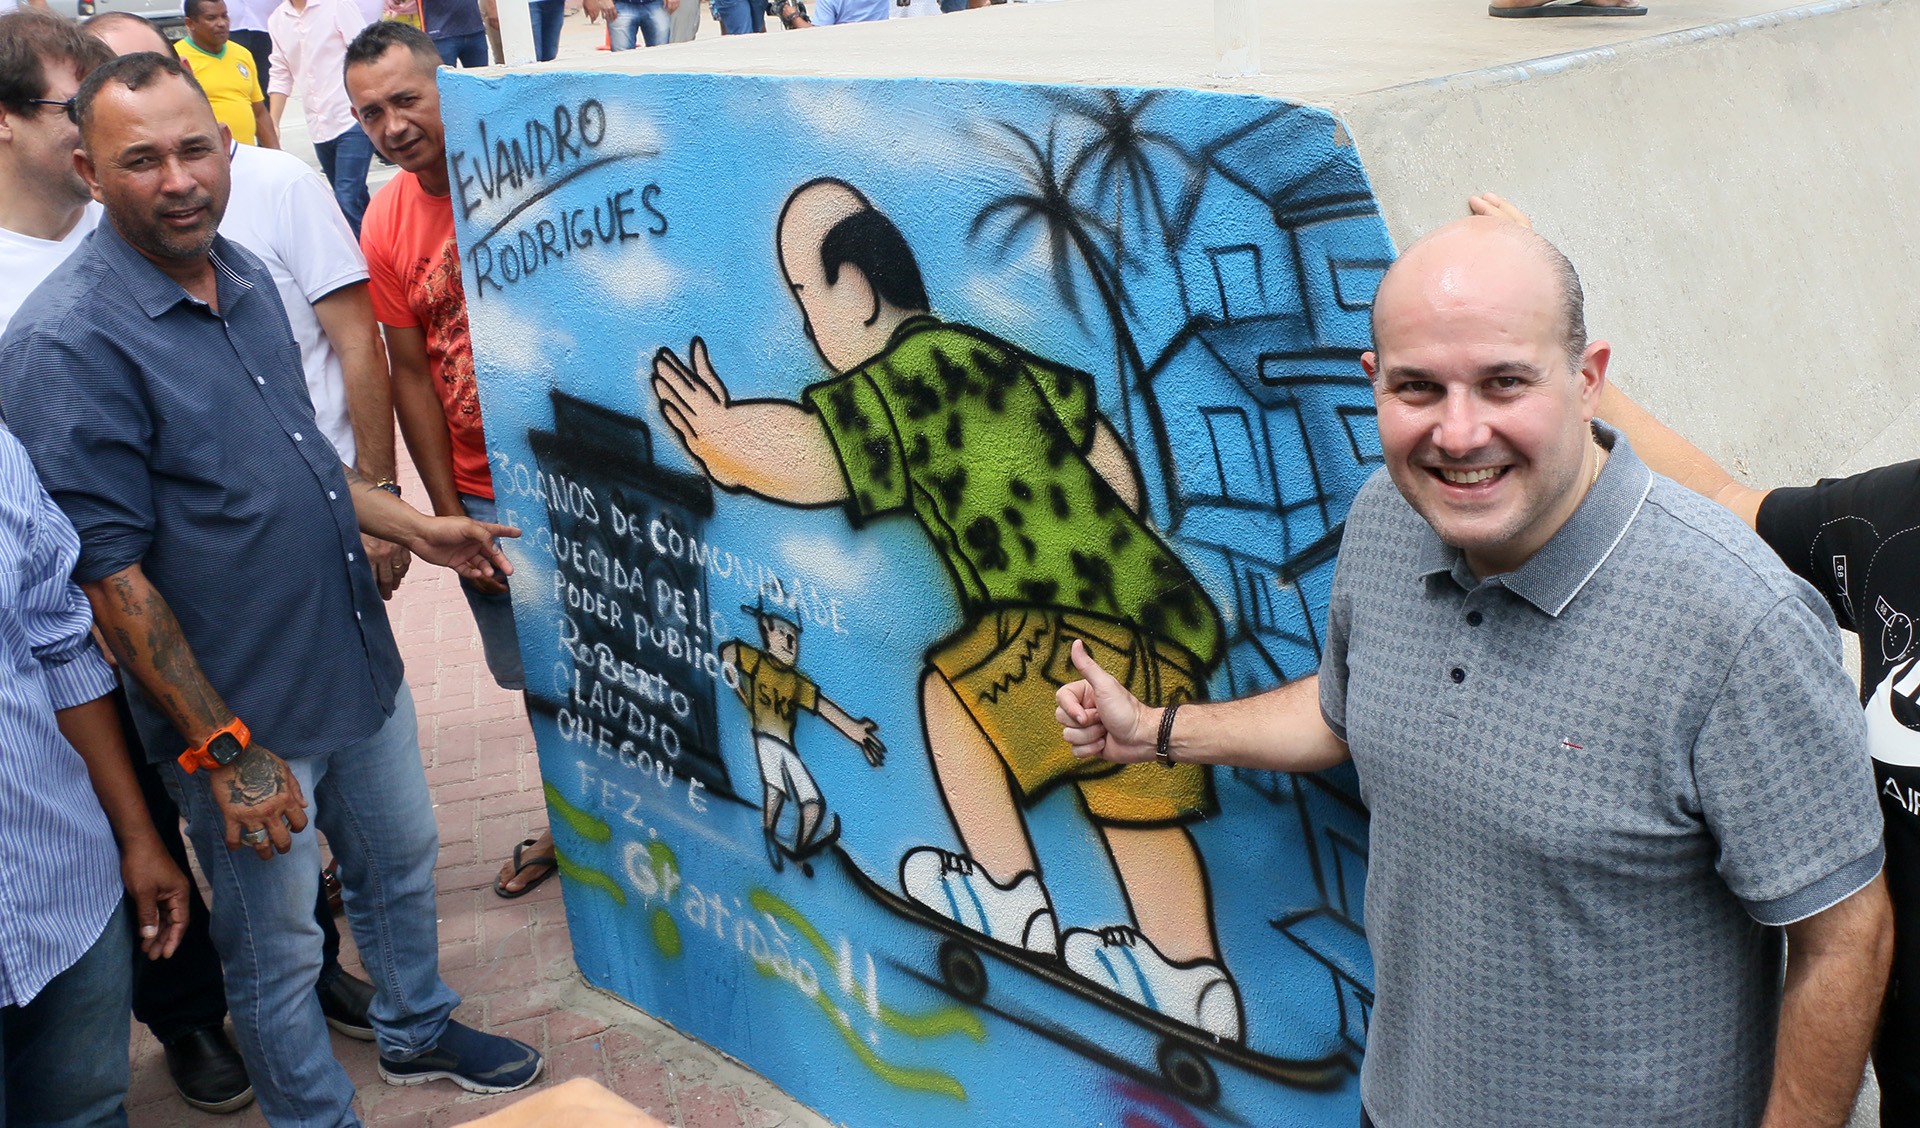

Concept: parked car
[[67, 0, 187, 43]]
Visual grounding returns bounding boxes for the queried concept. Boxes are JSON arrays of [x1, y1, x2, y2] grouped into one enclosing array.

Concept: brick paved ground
[[125, 457, 831, 1128]]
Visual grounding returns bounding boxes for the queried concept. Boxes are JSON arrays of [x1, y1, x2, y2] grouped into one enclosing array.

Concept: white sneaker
[[899, 847, 1059, 955], [1062, 926, 1244, 1042]]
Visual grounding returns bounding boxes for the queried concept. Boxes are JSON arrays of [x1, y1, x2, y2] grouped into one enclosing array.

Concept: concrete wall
[[444, 69, 1391, 1126], [1334, 0, 1920, 487]]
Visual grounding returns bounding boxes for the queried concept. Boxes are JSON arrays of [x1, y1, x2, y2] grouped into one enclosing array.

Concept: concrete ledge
[[1336, 0, 1920, 485]]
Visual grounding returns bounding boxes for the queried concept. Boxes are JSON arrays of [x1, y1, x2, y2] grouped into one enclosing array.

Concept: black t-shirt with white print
[[1759, 460, 1920, 1055]]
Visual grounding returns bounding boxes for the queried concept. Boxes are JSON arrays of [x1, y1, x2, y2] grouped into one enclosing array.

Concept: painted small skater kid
[[719, 603, 884, 870]]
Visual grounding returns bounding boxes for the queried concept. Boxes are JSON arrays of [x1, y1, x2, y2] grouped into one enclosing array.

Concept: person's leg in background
[[667, 0, 699, 40], [710, 0, 763, 34], [124, 685, 248, 1115], [322, 126, 374, 236], [433, 31, 490, 66], [0, 903, 134, 1128], [455, 493, 558, 900], [313, 133, 340, 193], [609, 0, 640, 49], [455, 30, 490, 65], [634, 0, 668, 44], [528, 0, 564, 60]]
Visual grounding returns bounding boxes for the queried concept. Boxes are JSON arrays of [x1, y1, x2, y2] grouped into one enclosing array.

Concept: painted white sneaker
[[899, 847, 1059, 955], [1061, 926, 1244, 1042]]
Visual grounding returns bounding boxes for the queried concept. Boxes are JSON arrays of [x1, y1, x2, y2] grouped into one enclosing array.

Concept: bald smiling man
[[1059, 217, 1894, 1128]]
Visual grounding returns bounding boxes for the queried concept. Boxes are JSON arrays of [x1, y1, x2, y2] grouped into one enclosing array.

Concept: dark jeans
[[710, 0, 764, 34], [433, 30, 490, 67], [938, 0, 966, 10], [123, 688, 343, 1047], [313, 126, 374, 237], [0, 901, 132, 1127], [529, 0, 564, 61], [229, 28, 273, 94]]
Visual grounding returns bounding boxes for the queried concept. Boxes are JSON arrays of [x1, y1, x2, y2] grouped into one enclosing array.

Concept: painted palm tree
[[1057, 87, 1207, 274], [970, 119, 1180, 522]]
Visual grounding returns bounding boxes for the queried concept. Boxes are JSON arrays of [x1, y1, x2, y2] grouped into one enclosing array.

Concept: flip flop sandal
[[493, 837, 558, 898], [1490, 1, 1648, 15]]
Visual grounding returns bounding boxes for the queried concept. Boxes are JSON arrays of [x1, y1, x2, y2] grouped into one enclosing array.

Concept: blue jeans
[[939, 0, 966, 9], [313, 127, 374, 238], [0, 902, 132, 1127], [167, 686, 458, 1128], [458, 494, 526, 691], [433, 30, 490, 67], [710, 0, 763, 34], [610, 0, 667, 48], [529, 0, 564, 61]]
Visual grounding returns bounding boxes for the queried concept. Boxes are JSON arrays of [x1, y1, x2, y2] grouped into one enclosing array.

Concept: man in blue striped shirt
[[0, 52, 543, 1123], [0, 418, 192, 1124]]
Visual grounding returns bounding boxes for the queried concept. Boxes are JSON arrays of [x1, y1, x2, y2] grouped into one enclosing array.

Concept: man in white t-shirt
[[223, 142, 398, 512], [266, 0, 372, 233], [0, 11, 103, 333]]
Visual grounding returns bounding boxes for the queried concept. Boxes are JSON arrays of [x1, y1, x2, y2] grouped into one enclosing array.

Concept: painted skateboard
[[837, 845, 1353, 1105], [765, 812, 842, 877]]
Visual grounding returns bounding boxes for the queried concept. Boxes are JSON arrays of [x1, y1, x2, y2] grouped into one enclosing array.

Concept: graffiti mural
[[442, 69, 1393, 1126]]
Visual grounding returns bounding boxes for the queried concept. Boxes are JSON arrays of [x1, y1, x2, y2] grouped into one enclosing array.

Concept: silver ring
[[241, 827, 269, 846]]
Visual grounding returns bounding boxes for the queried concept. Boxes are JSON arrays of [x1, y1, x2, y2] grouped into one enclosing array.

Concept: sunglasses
[[24, 97, 77, 123]]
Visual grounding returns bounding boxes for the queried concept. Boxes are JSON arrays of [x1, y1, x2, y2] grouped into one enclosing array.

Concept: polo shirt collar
[[94, 221, 254, 321], [1414, 420, 1654, 617]]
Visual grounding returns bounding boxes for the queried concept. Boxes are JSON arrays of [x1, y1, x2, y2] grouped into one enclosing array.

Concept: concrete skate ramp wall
[[443, 66, 1387, 1128], [1329, 0, 1920, 487]]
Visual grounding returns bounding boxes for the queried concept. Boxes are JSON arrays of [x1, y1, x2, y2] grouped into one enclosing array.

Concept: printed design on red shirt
[[410, 234, 481, 434]]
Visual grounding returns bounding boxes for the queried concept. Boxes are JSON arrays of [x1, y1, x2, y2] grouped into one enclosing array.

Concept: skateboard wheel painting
[[938, 939, 989, 1004]]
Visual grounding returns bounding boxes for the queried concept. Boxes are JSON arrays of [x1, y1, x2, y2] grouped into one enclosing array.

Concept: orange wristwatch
[[178, 717, 251, 774]]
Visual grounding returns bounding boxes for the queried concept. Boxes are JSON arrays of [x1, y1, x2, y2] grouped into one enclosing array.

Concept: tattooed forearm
[[224, 745, 285, 807], [83, 564, 234, 742]]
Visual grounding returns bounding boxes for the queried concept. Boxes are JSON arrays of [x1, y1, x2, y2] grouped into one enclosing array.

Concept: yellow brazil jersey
[[174, 38, 262, 145]]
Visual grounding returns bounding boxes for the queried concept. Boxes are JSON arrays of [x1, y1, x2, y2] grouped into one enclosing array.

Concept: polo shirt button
[[347, 552, 356, 561], [255, 377, 265, 385], [356, 611, 363, 621], [328, 491, 337, 500], [294, 433, 304, 442], [1450, 667, 1466, 683], [1466, 611, 1483, 626]]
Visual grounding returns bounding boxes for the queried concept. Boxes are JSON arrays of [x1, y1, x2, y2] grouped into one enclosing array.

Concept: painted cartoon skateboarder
[[718, 603, 885, 871], [651, 178, 1243, 1041]]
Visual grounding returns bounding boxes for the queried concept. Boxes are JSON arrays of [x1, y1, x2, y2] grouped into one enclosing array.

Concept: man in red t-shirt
[[348, 20, 554, 897]]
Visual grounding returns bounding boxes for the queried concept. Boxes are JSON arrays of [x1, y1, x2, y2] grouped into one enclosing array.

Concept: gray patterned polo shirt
[[1322, 424, 1883, 1127]]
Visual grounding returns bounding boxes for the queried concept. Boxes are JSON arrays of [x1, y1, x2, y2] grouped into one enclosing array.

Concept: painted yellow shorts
[[928, 607, 1213, 826]]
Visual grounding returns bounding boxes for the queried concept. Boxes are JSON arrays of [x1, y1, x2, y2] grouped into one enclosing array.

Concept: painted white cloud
[[776, 531, 888, 596], [782, 82, 970, 169], [574, 227, 686, 308], [469, 298, 575, 375]]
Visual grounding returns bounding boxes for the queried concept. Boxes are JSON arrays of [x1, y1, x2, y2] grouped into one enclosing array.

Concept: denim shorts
[[458, 494, 526, 692]]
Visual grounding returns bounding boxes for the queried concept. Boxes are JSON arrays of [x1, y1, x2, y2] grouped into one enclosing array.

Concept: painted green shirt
[[804, 317, 1221, 664]]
